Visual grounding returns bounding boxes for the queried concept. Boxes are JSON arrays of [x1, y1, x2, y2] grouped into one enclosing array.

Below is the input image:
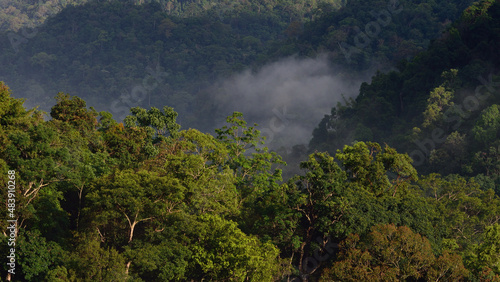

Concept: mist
[[211, 54, 372, 149], [8, 54, 373, 152]]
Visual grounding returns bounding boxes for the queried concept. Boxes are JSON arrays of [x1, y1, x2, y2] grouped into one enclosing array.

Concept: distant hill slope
[[0, 0, 475, 134], [0, 0, 343, 32], [276, 0, 476, 71], [310, 0, 500, 192], [0, 1, 291, 126]]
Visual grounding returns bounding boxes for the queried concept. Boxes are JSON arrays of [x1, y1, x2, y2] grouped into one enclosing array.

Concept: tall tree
[[320, 224, 469, 281]]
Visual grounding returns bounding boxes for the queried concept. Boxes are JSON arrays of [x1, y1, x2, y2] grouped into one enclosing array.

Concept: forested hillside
[[0, 82, 499, 281], [284, 0, 475, 70], [1, 0, 499, 281], [0, 0, 475, 132], [310, 0, 500, 193], [0, 0, 344, 33]]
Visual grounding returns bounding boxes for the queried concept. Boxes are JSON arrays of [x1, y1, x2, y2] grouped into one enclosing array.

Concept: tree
[[422, 85, 454, 128], [124, 106, 181, 142], [188, 214, 281, 281], [158, 129, 239, 217], [158, 17, 176, 38], [427, 250, 471, 281], [0, 82, 35, 131], [286, 152, 348, 275], [30, 52, 57, 71], [422, 69, 458, 128], [320, 224, 469, 281], [50, 93, 98, 133], [86, 168, 188, 277], [87, 169, 185, 245], [215, 112, 284, 198], [429, 131, 467, 174], [418, 174, 500, 253], [472, 141, 500, 191], [336, 141, 418, 197], [123, 237, 191, 281], [264, 142, 423, 278], [65, 233, 127, 281], [1, 120, 71, 236], [214, 112, 285, 230], [467, 224, 500, 276], [16, 230, 67, 281], [473, 104, 500, 146]]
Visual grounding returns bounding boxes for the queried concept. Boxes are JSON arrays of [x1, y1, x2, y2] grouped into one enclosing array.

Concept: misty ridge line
[[209, 54, 373, 149], [1, 0, 399, 149], [16, 53, 373, 150], [2, 0, 383, 150]]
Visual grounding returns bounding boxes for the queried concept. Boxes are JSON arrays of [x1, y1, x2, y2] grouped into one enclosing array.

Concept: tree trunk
[[129, 221, 137, 243], [125, 261, 131, 275]]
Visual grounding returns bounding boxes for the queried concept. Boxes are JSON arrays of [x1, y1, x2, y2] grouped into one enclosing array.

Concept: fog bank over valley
[[211, 55, 372, 149]]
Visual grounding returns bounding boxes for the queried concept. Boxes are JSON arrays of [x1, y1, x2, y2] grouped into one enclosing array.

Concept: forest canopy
[[0, 82, 499, 280], [1, 0, 500, 281]]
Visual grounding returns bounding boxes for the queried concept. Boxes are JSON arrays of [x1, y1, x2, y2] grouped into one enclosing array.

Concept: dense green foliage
[[1, 0, 500, 281], [286, 0, 476, 70], [0, 82, 499, 280], [0, 0, 344, 33], [0, 0, 475, 132], [310, 0, 500, 190]]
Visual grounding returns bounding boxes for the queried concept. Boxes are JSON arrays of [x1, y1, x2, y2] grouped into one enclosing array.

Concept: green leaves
[[0, 82, 35, 130], [466, 223, 500, 276], [321, 224, 469, 281], [215, 112, 285, 200], [478, 224, 500, 274], [2, 81, 499, 281], [66, 233, 128, 281], [16, 230, 67, 281], [418, 173, 500, 255], [290, 152, 348, 236], [473, 104, 500, 146], [189, 214, 280, 281], [50, 92, 98, 133], [87, 169, 185, 244], [124, 106, 181, 142], [336, 141, 417, 197], [422, 70, 457, 128]]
